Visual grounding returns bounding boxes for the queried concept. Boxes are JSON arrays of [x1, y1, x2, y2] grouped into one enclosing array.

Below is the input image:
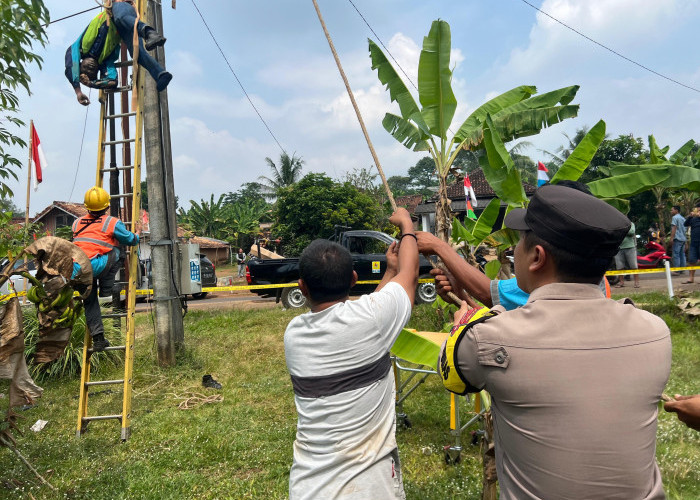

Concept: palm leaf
[[480, 115, 528, 206], [369, 39, 429, 135], [587, 169, 670, 198], [454, 85, 537, 146], [550, 119, 606, 183], [418, 20, 457, 138], [382, 113, 430, 151]]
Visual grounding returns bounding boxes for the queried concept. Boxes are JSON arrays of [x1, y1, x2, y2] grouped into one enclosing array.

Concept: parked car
[[247, 230, 437, 309], [0, 258, 38, 296], [140, 254, 216, 300]]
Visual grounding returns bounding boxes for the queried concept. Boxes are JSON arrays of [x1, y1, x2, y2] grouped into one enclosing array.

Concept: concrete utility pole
[[143, 0, 183, 366]]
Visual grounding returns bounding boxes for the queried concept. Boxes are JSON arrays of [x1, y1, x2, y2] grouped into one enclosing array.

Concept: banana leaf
[[484, 260, 501, 279], [669, 139, 696, 164], [391, 328, 443, 370], [382, 113, 430, 151], [454, 85, 537, 146], [550, 119, 606, 183], [472, 198, 502, 244], [492, 85, 579, 115], [482, 227, 520, 248], [608, 164, 700, 192], [588, 168, 670, 198], [602, 197, 630, 214], [418, 20, 457, 139], [491, 104, 580, 143], [648, 135, 669, 164], [480, 115, 528, 206], [369, 39, 430, 136], [451, 217, 475, 246]]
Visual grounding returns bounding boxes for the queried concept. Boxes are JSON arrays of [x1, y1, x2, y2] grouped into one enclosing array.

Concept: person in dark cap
[[438, 185, 671, 499]]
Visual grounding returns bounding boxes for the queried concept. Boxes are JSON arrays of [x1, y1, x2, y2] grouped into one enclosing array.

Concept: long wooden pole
[[311, 0, 396, 211], [23, 121, 33, 302]]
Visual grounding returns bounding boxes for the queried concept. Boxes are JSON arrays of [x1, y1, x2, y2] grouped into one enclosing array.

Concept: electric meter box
[[179, 243, 203, 295]]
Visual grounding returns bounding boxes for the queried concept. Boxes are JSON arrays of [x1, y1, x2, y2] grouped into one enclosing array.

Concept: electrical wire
[[346, 0, 418, 91], [518, 0, 700, 94], [189, 0, 287, 154], [68, 88, 92, 201], [43, 6, 101, 27]]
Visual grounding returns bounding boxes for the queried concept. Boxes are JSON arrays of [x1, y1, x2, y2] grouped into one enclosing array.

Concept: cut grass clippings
[[0, 292, 698, 499]]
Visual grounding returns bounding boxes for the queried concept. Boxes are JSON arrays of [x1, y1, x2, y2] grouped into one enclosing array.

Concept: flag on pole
[[30, 123, 47, 191], [537, 161, 549, 187], [463, 173, 477, 207], [466, 199, 477, 220]]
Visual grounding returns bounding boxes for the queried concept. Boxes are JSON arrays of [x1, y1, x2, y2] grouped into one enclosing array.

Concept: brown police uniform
[[439, 186, 671, 499], [450, 284, 670, 499]]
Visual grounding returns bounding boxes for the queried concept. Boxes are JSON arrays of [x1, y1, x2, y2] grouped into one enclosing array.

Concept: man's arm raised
[[388, 208, 419, 303], [416, 231, 493, 307]]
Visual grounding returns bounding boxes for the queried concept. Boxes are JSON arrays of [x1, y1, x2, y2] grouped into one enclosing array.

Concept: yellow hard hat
[[84, 186, 110, 211]]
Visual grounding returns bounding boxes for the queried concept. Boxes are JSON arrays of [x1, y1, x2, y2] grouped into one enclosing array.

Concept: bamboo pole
[[23, 121, 33, 303], [311, 0, 396, 211]]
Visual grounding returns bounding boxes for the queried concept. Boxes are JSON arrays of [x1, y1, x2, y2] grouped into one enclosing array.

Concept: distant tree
[[227, 199, 269, 249], [386, 175, 415, 196], [224, 182, 267, 206], [140, 181, 148, 210], [0, 1, 50, 197], [274, 173, 383, 256], [259, 152, 304, 200], [0, 197, 22, 217]]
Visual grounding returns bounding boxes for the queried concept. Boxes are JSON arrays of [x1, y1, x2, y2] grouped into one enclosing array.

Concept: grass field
[[1, 292, 698, 499]]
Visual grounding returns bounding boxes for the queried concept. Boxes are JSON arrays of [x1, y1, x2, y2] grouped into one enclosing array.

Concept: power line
[[189, 0, 287, 154], [518, 0, 700, 94], [346, 0, 418, 92], [43, 6, 100, 27]]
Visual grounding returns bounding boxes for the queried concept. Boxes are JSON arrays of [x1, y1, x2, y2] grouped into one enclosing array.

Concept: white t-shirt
[[284, 282, 412, 500]]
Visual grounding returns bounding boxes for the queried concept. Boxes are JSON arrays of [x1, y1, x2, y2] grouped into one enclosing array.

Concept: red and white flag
[[463, 173, 477, 208], [30, 123, 47, 191], [537, 161, 549, 187]]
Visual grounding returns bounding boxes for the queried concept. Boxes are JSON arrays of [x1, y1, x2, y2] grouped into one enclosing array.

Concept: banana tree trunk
[[435, 174, 453, 242]]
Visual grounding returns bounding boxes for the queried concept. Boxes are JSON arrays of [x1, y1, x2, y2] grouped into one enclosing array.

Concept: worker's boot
[[140, 26, 166, 51], [92, 333, 111, 352], [156, 71, 172, 92]]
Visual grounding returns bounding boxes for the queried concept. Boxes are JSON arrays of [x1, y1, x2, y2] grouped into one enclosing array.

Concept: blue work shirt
[[72, 220, 138, 277]]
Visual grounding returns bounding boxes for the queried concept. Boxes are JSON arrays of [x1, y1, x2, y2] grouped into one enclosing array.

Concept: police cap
[[504, 184, 631, 259]]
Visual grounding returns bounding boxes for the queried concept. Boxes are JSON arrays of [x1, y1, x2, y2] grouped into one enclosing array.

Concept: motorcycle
[[637, 240, 671, 269]]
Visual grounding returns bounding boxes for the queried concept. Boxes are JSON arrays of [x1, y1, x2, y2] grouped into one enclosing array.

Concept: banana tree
[[370, 19, 581, 241]]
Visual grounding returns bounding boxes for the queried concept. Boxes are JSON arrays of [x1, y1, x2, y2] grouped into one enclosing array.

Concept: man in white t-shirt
[[284, 208, 419, 500]]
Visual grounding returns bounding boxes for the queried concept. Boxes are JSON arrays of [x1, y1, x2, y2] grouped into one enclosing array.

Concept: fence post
[[664, 261, 674, 298]]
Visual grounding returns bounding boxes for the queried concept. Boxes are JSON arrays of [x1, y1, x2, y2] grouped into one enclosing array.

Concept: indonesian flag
[[537, 161, 549, 187], [30, 123, 47, 191], [463, 173, 477, 207]]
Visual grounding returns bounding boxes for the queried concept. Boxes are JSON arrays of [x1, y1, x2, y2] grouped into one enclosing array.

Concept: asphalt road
[[133, 270, 699, 314]]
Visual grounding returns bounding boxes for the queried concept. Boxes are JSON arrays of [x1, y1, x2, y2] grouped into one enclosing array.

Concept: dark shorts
[[689, 240, 700, 263]]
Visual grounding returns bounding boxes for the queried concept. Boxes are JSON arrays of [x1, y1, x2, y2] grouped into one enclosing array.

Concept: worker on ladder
[[64, 0, 172, 106], [72, 187, 139, 351]]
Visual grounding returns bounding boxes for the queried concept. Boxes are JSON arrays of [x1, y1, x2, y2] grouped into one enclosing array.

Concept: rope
[[68, 89, 92, 201], [173, 392, 223, 410]]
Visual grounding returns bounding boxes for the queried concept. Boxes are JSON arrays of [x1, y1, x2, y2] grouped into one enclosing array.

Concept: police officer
[[72, 186, 139, 351], [438, 185, 671, 499]]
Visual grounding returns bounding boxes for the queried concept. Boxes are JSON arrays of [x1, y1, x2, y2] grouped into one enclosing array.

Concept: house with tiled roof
[[395, 194, 424, 230], [32, 201, 88, 234], [414, 168, 536, 233]]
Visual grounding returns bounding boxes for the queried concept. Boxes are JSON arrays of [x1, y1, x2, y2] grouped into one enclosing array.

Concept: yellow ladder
[[76, 43, 144, 441]]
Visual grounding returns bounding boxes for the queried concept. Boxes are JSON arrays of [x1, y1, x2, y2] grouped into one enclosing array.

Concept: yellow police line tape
[[4, 270, 699, 302], [605, 266, 700, 276]]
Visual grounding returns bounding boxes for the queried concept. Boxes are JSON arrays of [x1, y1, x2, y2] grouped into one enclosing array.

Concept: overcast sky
[[7, 0, 700, 215]]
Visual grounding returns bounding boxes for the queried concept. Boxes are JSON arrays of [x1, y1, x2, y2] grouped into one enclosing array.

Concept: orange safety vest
[[72, 214, 120, 259], [603, 276, 612, 298]]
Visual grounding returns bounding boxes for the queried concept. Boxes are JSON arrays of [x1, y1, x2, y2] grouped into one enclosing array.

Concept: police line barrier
[[3, 270, 700, 302]]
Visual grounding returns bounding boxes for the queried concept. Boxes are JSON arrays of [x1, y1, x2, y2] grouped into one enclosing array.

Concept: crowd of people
[[282, 184, 699, 500]]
